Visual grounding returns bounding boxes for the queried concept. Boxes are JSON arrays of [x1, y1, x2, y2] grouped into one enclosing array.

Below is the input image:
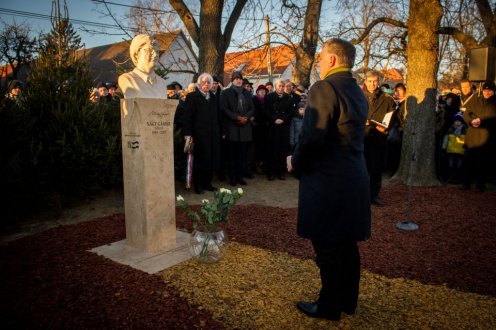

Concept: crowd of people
[[173, 72, 313, 194], [171, 69, 411, 204], [3, 64, 494, 199], [436, 79, 496, 193], [170, 68, 495, 198]]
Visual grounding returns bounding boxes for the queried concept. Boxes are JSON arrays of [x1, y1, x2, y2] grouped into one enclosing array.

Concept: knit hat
[[265, 81, 273, 87], [8, 80, 22, 91], [231, 71, 243, 81], [256, 84, 268, 93], [453, 113, 464, 122], [170, 81, 183, 89], [242, 78, 252, 86], [297, 101, 306, 109], [106, 82, 117, 89], [482, 80, 496, 92]]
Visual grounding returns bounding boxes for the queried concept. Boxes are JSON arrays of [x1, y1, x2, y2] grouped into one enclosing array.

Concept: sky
[[0, 0, 132, 49], [0, 0, 337, 51]]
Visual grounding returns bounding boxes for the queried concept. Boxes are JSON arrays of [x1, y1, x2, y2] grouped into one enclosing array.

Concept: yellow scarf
[[323, 67, 352, 80]]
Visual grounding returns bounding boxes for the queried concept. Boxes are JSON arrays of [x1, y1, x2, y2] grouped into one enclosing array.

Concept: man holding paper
[[363, 70, 396, 207]]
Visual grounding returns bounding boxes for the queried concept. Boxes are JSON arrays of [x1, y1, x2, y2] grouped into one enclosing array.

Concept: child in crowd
[[442, 113, 466, 183], [290, 102, 306, 151]]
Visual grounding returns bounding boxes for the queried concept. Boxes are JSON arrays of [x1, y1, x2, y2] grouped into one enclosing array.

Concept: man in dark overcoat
[[182, 73, 222, 194], [220, 71, 255, 186], [287, 38, 371, 321], [461, 80, 496, 192], [265, 79, 292, 180], [363, 70, 396, 206]]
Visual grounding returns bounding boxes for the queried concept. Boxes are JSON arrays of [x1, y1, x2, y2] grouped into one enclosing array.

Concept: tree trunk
[[198, 0, 225, 79], [169, 0, 247, 82], [292, 0, 322, 86], [392, 0, 442, 186]]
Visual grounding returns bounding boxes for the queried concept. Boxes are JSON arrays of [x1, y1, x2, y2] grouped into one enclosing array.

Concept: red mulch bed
[[1, 183, 495, 328]]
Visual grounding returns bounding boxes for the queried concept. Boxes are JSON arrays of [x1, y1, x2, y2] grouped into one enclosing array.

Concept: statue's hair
[[129, 34, 156, 66]]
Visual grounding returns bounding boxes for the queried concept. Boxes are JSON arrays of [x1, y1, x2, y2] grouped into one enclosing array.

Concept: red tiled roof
[[383, 68, 404, 81], [223, 44, 295, 85]]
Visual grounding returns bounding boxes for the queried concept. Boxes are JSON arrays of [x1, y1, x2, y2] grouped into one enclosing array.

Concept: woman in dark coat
[[252, 84, 269, 173], [182, 73, 222, 194], [265, 79, 292, 180]]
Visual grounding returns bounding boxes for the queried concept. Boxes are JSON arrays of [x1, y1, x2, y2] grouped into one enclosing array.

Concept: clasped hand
[[236, 116, 249, 126]]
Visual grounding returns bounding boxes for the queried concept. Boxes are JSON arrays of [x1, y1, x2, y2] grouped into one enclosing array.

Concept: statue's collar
[[133, 68, 157, 84]]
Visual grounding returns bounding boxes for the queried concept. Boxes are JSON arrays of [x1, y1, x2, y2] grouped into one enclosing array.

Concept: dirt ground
[[0, 174, 299, 244], [2, 180, 495, 329]]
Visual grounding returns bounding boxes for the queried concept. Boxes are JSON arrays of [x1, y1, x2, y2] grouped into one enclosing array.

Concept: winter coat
[[221, 86, 255, 142], [463, 94, 496, 149], [363, 89, 396, 174], [182, 89, 221, 170], [443, 125, 466, 155], [290, 116, 303, 147], [291, 71, 371, 243], [287, 91, 301, 117], [265, 92, 292, 157]]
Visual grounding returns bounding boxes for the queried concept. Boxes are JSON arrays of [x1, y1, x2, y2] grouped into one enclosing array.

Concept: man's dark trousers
[[312, 241, 360, 313], [364, 135, 387, 199]]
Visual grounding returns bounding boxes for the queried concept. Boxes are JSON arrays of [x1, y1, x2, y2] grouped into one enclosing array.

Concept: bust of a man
[[118, 34, 168, 99]]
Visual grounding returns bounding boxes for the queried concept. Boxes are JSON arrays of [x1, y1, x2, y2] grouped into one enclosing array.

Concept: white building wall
[[158, 35, 198, 89]]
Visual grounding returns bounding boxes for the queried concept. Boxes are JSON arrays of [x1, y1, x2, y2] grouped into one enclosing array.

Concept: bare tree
[[126, 0, 180, 35], [168, 0, 249, 81], [0, 21, 36, 82], [330, 0, 408, 71], [288, 0, 323, 87], [350, 0, 443, 185], [393, 0, 443, 186]]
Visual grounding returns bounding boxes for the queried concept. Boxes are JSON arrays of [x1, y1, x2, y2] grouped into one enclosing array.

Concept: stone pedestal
[[120, 98, 178, 252]]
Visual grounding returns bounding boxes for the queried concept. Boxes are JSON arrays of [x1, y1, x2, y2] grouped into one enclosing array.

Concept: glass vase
[[189, 229, 228, 263]]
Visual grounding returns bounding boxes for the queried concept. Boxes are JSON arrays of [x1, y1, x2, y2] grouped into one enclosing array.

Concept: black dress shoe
[[371, 196, 384, 207], [296, 301, 341, 321], [237, 178, 247, 185], [205, 185, 218, 192]]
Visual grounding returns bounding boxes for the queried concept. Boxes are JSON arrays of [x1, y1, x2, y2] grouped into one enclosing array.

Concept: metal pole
[[396, 98, 419, 232], [265, 15, 272, 82]]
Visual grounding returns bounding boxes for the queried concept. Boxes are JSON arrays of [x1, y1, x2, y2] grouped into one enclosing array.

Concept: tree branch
[[475, 0, 495, 34], [351, 17, 407, 45], [222, 0, 249, 50], [437, 26, 479, 49], [168, 0, 200, 46]]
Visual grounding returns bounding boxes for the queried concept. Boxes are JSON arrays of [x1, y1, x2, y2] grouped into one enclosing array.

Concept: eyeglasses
[[140, 47, 157, 55]]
